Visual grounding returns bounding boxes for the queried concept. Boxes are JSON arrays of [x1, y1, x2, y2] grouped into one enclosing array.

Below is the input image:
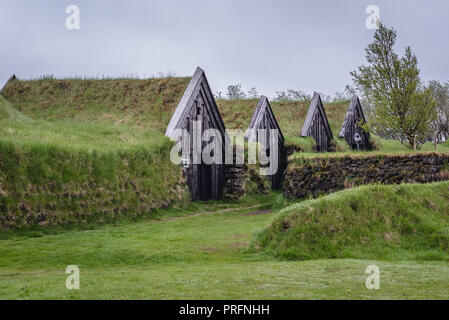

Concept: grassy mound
[[0, 96, 168, 152], [0, 96, 187, 230], [1, 78, 352, 152], [0, 140, 187, 230], [217, 99, 351, 152], [0, 79, 284, 230], [255, 182, 449, 261], [1, 77, 190, 133], [3, 77, 447, 153], [217, 99, 349, 135]]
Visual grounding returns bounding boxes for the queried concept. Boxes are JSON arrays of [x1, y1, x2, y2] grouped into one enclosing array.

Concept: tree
[[427, 81, 449, 147], [351, 23, 436, 149], [273, 89, 311, 101], [214, 91, 224, 100], [226, 84, 246, 100], [247, 87, 259, 99]]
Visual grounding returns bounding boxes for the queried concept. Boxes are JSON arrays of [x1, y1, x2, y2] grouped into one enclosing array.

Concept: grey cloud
[[1, 0, 448, 97]]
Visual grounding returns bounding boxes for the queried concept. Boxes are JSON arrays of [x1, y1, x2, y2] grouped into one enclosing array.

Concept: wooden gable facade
[[165, 67, 227, 201], [339, 95, 371, 150], [1, 74, 16, 92], [300, 92, 333, 152], [245, 96, 285, 189]]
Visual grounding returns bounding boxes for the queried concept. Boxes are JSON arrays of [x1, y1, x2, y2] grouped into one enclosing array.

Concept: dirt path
[[155, 204, 271, 223]]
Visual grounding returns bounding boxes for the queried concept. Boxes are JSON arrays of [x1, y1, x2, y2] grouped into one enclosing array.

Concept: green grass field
[[1, 190, 448, 299]]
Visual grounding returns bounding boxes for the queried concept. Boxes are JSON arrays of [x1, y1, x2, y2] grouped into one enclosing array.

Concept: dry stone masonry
[[223, 160, 246, 200], [283, 152, 449, 199]]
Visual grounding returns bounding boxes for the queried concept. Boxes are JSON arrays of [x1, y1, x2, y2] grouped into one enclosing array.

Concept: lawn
[[1, 193, 448, 299]]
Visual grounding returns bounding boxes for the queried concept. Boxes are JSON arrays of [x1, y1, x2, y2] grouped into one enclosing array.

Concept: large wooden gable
[[300, 92, 333, 152], [165, 67, 226, 141], [339, 95, 371, 150], [165, 67, 227, 201]]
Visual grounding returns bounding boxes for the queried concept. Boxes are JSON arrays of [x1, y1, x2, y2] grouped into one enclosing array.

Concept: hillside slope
[[0, 96, 188, 230], [256, 181, 449, 261], [217, 99, 349, 139], [1, 77, 190, 133], [1, 77, 349, 140], [3, 77, 448, 153]]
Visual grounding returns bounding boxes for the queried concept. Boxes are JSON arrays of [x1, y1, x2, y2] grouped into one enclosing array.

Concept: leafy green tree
[[351, 23, 436, 149]]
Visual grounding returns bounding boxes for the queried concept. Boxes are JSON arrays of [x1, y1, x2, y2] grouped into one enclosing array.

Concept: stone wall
[[283, 152, 449, 199], [223, 161, 246, 200], [222, 145, 301, 199], [283, 145, 302, 158], [223, 162, 271, 199]]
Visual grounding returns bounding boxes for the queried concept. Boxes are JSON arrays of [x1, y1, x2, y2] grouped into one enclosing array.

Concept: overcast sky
[[1, 0, 448, 98]]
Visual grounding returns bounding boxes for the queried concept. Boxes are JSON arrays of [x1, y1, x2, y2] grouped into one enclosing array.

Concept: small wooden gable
[[245, 96, 284, 144], [165, 67, 227, 201], [245, 96, 285, 189], [339, 95, 371, 150], [300, 92, 333, 152]]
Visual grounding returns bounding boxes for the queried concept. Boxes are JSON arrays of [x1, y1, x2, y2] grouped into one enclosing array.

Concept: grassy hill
[[2, 77, 449, 299], [3, 77, 447, 153], [217, 99, 348, 137], [0, 95, 188, 230], [1, 76, 448, 230], [1, 77, 190, 134], [255, 181, 449, 261], [1, 77, 348, 140], [0, 77, 357, 154]]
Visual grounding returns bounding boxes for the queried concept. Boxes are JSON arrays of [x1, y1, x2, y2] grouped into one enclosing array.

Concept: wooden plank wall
[[309, 109, 330, 152], [341, 101, 371, 150], [183, 85, 225, 201], [255, 108, 284, 189]]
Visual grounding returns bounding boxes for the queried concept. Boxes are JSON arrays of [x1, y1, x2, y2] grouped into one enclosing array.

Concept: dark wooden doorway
[[199, 163, 212, 201]]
